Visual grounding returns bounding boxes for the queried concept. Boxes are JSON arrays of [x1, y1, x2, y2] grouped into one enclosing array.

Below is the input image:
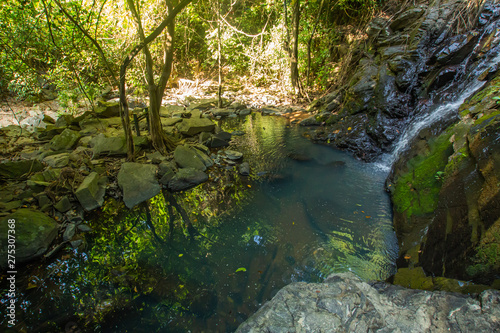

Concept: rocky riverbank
[[0, 97, 308, 269]]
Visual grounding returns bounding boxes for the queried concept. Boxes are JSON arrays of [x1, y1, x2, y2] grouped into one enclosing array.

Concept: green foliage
[[467, 231, 500, 277]]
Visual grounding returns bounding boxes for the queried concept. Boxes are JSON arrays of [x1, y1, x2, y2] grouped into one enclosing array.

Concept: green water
[[0, 114, 397, 332]]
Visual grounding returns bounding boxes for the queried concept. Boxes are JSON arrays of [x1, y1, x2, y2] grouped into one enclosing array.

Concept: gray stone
[[390, 7, 425, 31], [0, 209, 58, 268], [117, 163, 161, 208], [63, 223, 76, 241], [261, 107, 280, 115], [43, 153, 70, 168], [54, 196, 72, 213], [0, 159, 44, 179], [79, 118, 108, 135], [160, 105, 185, 117], [174, 145, 208, 171], [70, 240, 83, 248], [211, 108, 235, 117], [90, 134, 127, 157], [299, 116, 321, 126], [49, 129, 81, 151], [158, 161, 176, 176], [239, 162, 250, 176], [95, 100, 120, 118], [237, 272, 500, 333], [161, 117, 183, 127], [239, 108, 252, 116], [55, 115, 75, 128], [35, 193, 51, 207], [167, 168, 209, 192], [77, 224, 92, 232], [75, 172, 107, 211], [177, 117, 216, 136], [223, 150, 243, 160]]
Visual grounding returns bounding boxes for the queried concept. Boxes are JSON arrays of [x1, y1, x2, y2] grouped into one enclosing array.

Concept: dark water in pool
[[0, 114, 397, 332]]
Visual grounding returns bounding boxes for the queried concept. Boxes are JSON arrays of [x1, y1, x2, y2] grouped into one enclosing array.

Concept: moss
[[393, 267, 434, 290], [467, 220, 500, 278], [392, 130, 454, 219], [443, 146, 469, 177], [474, 110, 500, 126]]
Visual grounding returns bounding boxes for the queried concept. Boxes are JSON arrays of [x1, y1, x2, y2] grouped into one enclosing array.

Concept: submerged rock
[[237, 272, 500, 333], [0, 209, 58, 268]]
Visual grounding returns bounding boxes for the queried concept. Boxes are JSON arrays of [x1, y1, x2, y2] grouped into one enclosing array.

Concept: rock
[[55, 115, 76, 128], [231, 130, 245, 136], [390, 7, 425, 31], [95, 100, 120, 118], [158, 161, 176, 176], [117, 163, 161, 208], [207, 136, 230, 148], [77, 224, 92, 232], [90, 134, 127, 157], [79, 118, 108, 135], [49, 129, 81, 151], [75, 172, 107, 211], [261, 107, 280, 115], [223, 150, 243, 160], [174, 145, 210, 171], [70, 240, 83, 248], [35, 193, 51, 207], [43, 153, 70, 168], [299, 116, 321, 126], [177, 117, 216, 136], [63, 223, 77, 241], [0, 209, 58, 268], [160, 105, 185, 117], [161, 117, 183, 127], [237, 272, 500, 333], [0, 159, 44, 179], [239, 108, 252, 116], [239, 162, 250, 176], [54, 196, 72, 213], [211, 108, 235, 117], [167, 167, 209, 192]]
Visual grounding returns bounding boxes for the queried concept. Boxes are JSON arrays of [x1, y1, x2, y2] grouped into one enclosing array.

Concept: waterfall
[[374, 50, 500, 172]]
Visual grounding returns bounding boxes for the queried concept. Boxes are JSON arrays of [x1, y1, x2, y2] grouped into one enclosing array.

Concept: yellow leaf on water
[[178, 254, 183, 257], [247, 185, 251, 188], [347, 127, 352, 131]]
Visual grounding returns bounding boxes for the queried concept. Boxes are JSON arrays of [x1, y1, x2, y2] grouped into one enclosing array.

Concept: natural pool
[[1, 113, 397, 332]]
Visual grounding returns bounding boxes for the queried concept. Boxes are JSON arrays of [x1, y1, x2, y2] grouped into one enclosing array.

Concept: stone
[[223, 150, 243, 160], [90, 134, 127, 157], [79, 118, 108, 134], [43, 153, 70, 168], [160, 105, 185, 117], [211, 108, 235, 117], [239, 108, 251, 116], [0, 209, 58, 268], [49, 128, 81, 151], [161, 117, 183, 127], [75, 172, 107, 211], [158, 161, 176, 176], [0, 159, 44, 179], [177, 117, 216, 136], [159, 168, 175, 185], [70, 240, 83, 248], [390, 7, 425, 31], [167, 168, 209, 192], [117, 163, 161, 208], [174, 145, 208, 171], [63, 223, 77, 241], [299, 116, 321, 126], [77, 224, 92, 232], [237, 272, 500, 333], [207, 136, 230, 148], [261, 107, 280, 115], [55, 115, 76, 128], [95, 100, 120, 118], [239, 162, 250, 176], [54, 196, 72, 212]]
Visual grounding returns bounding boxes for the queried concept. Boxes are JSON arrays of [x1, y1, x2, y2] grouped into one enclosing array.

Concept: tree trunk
[[119, 63, 136, 161], [291, 0, 301, 96]]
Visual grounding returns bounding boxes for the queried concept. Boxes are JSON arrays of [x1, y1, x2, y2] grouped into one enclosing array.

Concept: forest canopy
[[0, 0, 383, 106]]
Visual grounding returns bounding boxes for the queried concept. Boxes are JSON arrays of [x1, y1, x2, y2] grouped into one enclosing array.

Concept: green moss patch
[[392, 130, 454, 219]]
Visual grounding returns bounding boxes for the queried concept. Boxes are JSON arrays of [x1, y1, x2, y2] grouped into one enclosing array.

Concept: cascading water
[[375, 39, 500, 172]]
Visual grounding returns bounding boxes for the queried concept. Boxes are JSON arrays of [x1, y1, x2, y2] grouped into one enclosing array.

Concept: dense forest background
[[0, 0, 388, 108]]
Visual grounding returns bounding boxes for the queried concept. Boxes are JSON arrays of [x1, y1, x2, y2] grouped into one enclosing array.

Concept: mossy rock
[[0, 159, 44, 179], [393, 267, 434, 290], [0, 209, 58, 268]]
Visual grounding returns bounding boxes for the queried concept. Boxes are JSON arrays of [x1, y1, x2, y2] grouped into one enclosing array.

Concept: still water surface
[[0, 114, 397, 332]]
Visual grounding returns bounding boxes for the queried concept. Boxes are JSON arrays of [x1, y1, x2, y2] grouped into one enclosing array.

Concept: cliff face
[[388, 71, 500, 285], [236, 272, 500, 333]]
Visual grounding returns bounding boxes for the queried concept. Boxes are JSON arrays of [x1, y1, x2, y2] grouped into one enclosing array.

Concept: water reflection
[[0, 113, 397, 332]]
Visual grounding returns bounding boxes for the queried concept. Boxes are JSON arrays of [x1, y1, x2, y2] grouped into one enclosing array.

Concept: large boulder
[[177, 118, 216, 136], [75, 172, 107, 211], [237, 272, 500, 333], [117, 163, 161, 208], [0, 209, 58, 268], [95, 100, 120, 118], [90, 134, 127, 157]]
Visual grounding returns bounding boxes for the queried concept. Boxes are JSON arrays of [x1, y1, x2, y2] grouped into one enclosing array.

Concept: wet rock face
[[236, 272, 500, 333], [312, 0, 500, 161], [388, 71, 500, 284]]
